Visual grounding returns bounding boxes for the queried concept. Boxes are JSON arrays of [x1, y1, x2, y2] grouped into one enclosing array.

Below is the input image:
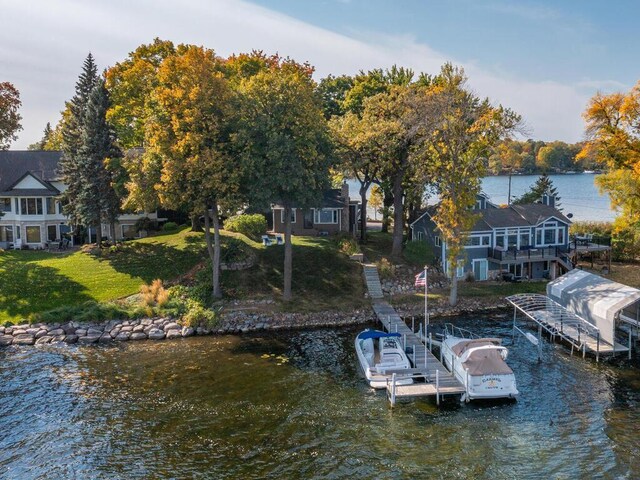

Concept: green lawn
[[0, 228, 208, 323], [0, 228, 366, 322]]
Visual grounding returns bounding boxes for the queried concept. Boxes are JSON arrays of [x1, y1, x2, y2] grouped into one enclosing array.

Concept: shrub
[[162, 221, 178, 232], [140, 279, 170, 307], [403, 241, 434, 266], [377, 257, 396, 280], [134, 217, 154, 233], [335, 233, 360, 256], [224, 214, 267, 241], [182, 300, 217, 329]]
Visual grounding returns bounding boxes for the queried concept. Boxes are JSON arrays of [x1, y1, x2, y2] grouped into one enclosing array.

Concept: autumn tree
[[579, 81, 640, 247], [423, 64, 521, 305], [317, 74, 354, 119], [238, 59, 332, 301], [148, 45, 238, 299], [369, 184, 383, 220], [0, 82, 22, 149]]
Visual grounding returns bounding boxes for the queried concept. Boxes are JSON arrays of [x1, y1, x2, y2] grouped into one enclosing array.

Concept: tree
[[74, 79, 121, 243], [28, 122, 53, 150], [0, 82, 22, 149], [238, 59, 332, 301], [578, 81, 640, 240], [148, 45, 238, 299], [423, 64, 521, 305], [536, 141, 576, 172], [59, 53, 100, 231], [316, 74, 354, 119], [369, 184, 383, 220], [512, 173, 561, 207]]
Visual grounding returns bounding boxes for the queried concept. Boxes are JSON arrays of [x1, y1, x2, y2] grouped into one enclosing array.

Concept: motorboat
[[440, 324, 518, 401], [355, 329, 414, 389]]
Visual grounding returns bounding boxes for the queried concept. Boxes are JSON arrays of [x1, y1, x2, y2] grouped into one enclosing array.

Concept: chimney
[[341, 181, 350, 203], [541, 193, 555, 208]]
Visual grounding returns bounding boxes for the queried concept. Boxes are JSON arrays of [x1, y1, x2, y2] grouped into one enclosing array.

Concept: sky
[[1, 0, 638, 149]]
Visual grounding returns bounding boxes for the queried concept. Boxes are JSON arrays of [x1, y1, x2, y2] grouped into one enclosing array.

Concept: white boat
[[355, 329, 414, 389], [440, 325, 518, 401]]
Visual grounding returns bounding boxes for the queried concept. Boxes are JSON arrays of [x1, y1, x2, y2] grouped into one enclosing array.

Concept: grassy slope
[[0, 228, 366, 322], [0, 228, 207, 322]]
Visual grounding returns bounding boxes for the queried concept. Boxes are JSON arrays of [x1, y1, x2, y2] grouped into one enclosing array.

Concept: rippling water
[[1, 314, 639, 479]]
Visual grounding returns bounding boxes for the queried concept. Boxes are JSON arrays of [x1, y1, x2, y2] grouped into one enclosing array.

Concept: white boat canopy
[[547, 269, 640, 345]]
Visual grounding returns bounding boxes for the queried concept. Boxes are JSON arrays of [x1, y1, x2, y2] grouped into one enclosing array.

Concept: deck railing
[[489, 246, 566, 262]]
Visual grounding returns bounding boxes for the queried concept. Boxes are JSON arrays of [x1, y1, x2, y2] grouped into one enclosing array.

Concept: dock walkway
[[362, 264, 465, 405]]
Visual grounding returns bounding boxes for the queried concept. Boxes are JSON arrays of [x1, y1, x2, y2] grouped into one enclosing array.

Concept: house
[[271, 182, 360, 236], [410, 193, 572, 281], [0, 151, 159, 249]]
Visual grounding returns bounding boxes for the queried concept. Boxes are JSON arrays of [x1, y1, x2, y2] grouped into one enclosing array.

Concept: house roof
[[272, 188, 351, 209], [0, 151, 62, 195], [411, 201, 570, 232]]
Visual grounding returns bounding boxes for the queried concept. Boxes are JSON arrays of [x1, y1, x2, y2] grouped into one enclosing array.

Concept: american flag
[[414, 270, 427, 288]]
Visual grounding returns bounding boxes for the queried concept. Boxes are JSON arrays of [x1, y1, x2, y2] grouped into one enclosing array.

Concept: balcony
[[489, 246, 567, 263]]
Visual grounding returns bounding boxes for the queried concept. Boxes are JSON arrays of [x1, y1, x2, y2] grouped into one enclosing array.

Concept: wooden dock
[[372, 301, 466, 406]]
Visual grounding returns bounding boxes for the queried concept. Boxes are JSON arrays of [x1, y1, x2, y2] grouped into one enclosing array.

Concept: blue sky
[[1, 0, 638, 148]]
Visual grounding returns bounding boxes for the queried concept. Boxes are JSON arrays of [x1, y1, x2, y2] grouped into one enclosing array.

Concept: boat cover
[[452, 339, 514, 376], [357, 330, 401, 341]]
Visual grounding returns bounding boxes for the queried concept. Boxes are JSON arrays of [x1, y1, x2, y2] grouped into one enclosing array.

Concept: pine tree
[[60, 53, 100, 229], [28, 122, 53, 150], [75, 79, 121, 243], [513, 173, 561, 208]]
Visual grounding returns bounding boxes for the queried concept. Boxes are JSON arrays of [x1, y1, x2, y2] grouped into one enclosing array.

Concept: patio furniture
[[262, 235, 273, 246]]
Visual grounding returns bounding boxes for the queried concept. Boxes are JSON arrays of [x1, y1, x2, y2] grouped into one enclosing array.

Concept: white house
[[0, 151, 159, 249]]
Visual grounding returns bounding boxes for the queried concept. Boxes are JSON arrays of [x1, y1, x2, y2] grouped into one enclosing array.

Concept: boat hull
[[355, 331, 413, 389], [441, 337, 519, 401]]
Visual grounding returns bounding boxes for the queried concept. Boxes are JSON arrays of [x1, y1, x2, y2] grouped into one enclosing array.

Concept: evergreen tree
[[60, 53, 100, 229], [75, 79, 121, 243], [27, 122, 53, 150], [513, 173, 561, 208]]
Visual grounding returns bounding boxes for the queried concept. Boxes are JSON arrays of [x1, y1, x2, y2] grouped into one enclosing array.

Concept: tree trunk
[[96, 223, 102, 247], [381, 189, 393, 233], [449, 269, 458, 306], [391, 171, 404, 257], [283, 205, 293, 301], [110, 222, 116, 242], [191, 213, 203, 232], [204, 204, 222, 299], [359, 182, 370, 243]]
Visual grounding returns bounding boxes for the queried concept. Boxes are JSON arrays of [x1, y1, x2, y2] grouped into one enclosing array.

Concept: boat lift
[[506, 293, 618, 362]]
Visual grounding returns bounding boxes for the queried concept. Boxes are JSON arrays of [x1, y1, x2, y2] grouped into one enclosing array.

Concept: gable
[[12, 173, 49, 190]]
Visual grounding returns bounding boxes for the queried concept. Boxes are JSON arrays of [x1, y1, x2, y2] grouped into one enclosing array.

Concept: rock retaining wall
[[0, 308, 375, 347]]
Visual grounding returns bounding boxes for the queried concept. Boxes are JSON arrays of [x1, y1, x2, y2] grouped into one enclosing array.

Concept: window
[[25, 226, 41, 243], [0, 226, 13, 242], [520, 232, 530, 248], [558, 228, 565, 245], [0, 198, 10, 212], [465, 234, 491, 247], [313, 208, 338, 224], [121, 224, 136, 238], [280, 209, 296, 224], [509, 263, 523, 277], [47, 225, 58, 241], [544, 229, 555, 244], [434, 236, 441, 247], [496, 235, 505, 248], [416, 231, 424, 241], [19, 198, 43, 215], [456, 264, 465, 278], [46, 198, 56, 215]]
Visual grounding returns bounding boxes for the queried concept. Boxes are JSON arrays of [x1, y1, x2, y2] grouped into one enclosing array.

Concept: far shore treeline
[[1, 38, 639, 306]]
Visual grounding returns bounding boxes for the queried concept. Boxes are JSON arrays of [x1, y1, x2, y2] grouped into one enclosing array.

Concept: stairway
[[363, 264, 384, 300]]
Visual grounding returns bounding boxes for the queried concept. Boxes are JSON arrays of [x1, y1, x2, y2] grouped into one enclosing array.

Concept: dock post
[[403, 334, 406, 351], [440, 342, 443, 363], [412, 316, 415, 334], [436, 369, 440, 406], [391, 373, 397, 407], [418, 324, 422, 339], [583, 341, 586, 359], [512, 306, 517, 343], [429, 333, 432, 352], [596, 333, 600, 363], [412, 349, 416, 367], [425, 344, 427, 368], [629, 329, 633, 361]]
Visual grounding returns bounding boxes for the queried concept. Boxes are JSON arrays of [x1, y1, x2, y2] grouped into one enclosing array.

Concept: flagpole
[[424, 265, 428, 341]]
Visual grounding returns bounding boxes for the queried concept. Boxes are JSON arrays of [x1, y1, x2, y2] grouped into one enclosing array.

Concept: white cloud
[[0, 0, 612, 147]]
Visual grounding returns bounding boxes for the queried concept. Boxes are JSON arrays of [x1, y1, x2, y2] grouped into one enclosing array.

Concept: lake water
[[348, 173, 617, 223], [2, 315, 639, 479]]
